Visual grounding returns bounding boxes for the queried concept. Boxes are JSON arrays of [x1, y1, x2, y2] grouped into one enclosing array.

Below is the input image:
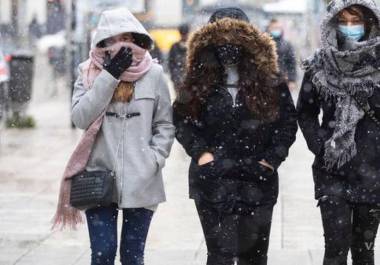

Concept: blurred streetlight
[[11, 0, 19, 37], [66, 0, 77, 128]]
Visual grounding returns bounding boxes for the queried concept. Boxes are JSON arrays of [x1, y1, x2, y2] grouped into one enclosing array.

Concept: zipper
[[218, 86, 241, 108], [118, 82, 135, 206], [119, 119, 124, 205], [119, 103, 127, 205]]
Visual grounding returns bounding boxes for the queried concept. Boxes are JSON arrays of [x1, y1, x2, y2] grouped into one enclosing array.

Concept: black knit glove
[[103, 47, 133, 79]]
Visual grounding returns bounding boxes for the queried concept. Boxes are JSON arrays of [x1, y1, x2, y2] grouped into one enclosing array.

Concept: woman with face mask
[[173, 8, 297, 265], [297, 1, 380, 264], [52, 8, 175, 265]]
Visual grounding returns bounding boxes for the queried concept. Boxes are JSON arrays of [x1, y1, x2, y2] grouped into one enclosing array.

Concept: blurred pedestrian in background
[[174, 7, 297, 265], [150, 40, 164, 64], [52, 7, 175, 265], [28, 16, 42, 46], [267, 18, 297, 90], [168, 23, 190, 95], [48, 46, 66, 77], [298, 0, 380, 264]]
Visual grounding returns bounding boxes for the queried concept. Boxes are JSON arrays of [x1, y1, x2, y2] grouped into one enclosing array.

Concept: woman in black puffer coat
[[173, 8, 297, 265]]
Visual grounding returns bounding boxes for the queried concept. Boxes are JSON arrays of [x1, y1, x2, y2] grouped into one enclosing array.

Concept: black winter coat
[[274, 38, 297, 82], [168, 41, 187, 87], [174, 82, 298, 209], [297, 72, 380, 205]]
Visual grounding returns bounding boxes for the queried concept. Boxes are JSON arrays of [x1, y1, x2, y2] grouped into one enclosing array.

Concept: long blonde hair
[[112, 82, 134, 102]]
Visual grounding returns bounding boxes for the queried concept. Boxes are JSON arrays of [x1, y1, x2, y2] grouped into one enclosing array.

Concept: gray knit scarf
[[302, 0, 380, 170]]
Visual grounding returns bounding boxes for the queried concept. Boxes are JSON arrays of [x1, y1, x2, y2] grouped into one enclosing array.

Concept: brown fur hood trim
[[187, 18, 279, 77]]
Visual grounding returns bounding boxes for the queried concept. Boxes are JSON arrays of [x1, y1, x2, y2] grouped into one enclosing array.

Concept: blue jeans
[[85, 204, 154, 265]]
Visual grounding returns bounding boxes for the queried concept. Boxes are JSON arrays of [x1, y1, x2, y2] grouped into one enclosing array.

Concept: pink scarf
[[51, 42, 153, 230], [87, 41, 153, 86]]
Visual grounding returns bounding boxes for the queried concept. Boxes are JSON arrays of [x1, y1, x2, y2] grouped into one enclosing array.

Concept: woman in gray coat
[[71, 8, 175, 265]]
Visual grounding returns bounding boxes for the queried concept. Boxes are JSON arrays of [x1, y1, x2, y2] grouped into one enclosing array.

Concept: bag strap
[[351, 93, 380, 128]]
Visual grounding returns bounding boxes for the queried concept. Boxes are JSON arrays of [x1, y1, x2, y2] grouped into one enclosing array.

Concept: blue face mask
[[338, 24, 365, 42], [270, 30, 282, 39]]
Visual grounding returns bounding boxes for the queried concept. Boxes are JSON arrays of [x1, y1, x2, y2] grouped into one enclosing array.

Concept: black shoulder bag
[[69, 111, 140, 210], [70, 169, 116, 210]]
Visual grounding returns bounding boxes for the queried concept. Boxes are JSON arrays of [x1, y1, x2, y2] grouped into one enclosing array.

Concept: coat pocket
[[141, 145, 159, 178], [198, 160, 229, 179], [195, 161, 228, 203], [256, 163, 275, 179], [129, 145, 159, 182], [240, 162, 274, 182], [147, 146, 159, 174]]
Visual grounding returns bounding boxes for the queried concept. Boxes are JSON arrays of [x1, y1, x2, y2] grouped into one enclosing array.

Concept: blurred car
[[149, 28, 181, 55], [0, 50, 10, 83]]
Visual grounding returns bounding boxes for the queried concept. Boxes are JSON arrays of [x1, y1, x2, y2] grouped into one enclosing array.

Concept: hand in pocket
[[258, 160, 274, 172], [254, 162, 275, 182], [198, 159, 228, 179], [238, 161, 274, 182], [198, 152, 214, 166]]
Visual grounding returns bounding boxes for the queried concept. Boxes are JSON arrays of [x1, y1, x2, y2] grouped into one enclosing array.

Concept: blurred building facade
[[0, 0, 46, 41], [0, 0, 66, 44], [0, 0, 330, 51]]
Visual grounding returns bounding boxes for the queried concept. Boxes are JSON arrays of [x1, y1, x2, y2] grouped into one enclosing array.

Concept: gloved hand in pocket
[[198, 159, 231, 179]]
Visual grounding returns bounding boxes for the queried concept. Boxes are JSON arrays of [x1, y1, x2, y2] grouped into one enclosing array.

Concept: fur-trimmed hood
[[186, 17, 279, 77], [179, 17, 281, 122]]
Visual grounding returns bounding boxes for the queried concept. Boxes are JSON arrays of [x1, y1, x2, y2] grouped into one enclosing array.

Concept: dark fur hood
[[187, 18, 279, 77], [179, 17, 281, 121]]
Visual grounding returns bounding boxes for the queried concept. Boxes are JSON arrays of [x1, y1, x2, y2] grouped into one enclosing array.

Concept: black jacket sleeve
[[173, 102, 210, 162], [296, 72, 326, 156], [168, 44, 177, 78], [262, 83, 298, 169], [168, 43, 182, 85], [284, 42, 297, 82]]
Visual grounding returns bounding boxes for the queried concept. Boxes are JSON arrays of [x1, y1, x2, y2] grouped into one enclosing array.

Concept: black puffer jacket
[[173, 17, 298, 211], [297, 72, 380, 204]]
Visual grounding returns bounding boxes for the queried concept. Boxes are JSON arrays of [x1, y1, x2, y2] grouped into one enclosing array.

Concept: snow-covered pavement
[[0, 52, 378, 265]]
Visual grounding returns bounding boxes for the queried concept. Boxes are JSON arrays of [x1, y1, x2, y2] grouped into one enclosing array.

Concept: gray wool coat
[[71, 63, 175, 209]]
